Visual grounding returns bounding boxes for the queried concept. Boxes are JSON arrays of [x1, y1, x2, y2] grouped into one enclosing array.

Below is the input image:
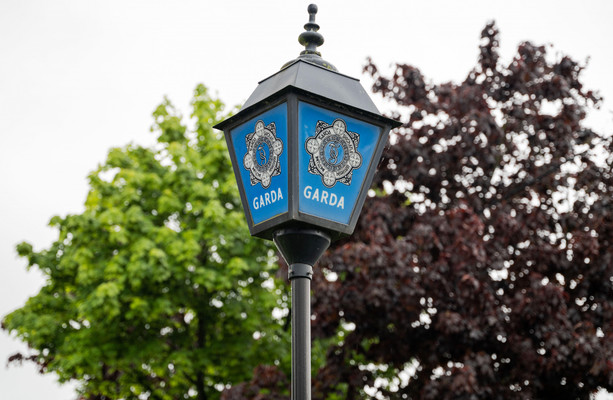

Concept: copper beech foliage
[[225, 22, 613, 399]]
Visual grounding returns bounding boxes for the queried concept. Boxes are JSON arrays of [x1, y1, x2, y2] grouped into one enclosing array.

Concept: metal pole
[[273, 228, 330, 400], [289, 263, 313, 400]]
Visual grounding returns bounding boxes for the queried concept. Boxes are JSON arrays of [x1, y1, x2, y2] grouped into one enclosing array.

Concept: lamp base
[[273, 228, 331, 268]]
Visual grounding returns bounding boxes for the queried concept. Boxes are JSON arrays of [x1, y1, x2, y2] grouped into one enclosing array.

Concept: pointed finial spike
[[299, 3, 323, 54], [281, 4, 337, 71]]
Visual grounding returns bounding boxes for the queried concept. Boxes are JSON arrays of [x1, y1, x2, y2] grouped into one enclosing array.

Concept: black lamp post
[[214, 5, 400, 399]]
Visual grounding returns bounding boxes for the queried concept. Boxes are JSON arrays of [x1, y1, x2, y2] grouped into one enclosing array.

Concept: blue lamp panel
[[230, 103, 289, 226], [298, 102, 381, 225]]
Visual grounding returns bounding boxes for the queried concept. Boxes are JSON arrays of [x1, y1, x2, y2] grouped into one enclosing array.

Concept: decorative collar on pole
[[282, 4, 337, 72]]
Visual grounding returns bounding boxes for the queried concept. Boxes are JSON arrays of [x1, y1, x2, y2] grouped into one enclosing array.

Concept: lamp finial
[[282, 4, 337, 71]]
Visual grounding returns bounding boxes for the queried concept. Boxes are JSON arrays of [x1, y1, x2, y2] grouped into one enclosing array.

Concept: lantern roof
[[244, 60, 379, 113], [215, 59, 398, 132]]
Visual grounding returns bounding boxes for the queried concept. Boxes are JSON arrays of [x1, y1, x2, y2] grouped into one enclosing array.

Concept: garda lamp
[[213, 4, 400, 400], [214, 5, 400, 242]]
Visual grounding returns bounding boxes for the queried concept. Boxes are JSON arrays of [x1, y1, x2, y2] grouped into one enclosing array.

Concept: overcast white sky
[[1, 1, 612, 399]]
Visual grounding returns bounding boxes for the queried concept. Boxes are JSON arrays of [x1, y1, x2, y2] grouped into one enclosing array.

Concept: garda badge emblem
[[305, 118, 362, 188], [243, 120, 283, 189]]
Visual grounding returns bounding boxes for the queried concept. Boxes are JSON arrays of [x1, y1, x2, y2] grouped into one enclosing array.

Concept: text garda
[[303, 185, 344, 209], [252, 188, 284, 210]]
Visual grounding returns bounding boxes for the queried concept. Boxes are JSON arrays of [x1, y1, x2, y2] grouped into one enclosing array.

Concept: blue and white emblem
[[243, 120, 283, 189], [305, 118, 362, 188]]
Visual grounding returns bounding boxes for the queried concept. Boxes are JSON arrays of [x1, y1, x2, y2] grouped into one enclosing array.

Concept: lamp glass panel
[[298, 102, 381, 225], [230, 103, 289, 226]]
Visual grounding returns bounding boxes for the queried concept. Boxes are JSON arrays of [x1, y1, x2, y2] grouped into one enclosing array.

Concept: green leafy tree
[[2, 85, 291, 400]]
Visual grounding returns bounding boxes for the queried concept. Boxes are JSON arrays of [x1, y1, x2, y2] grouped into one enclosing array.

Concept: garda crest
[[305, 118, 362, 188], [243, 120, 284, 189]]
